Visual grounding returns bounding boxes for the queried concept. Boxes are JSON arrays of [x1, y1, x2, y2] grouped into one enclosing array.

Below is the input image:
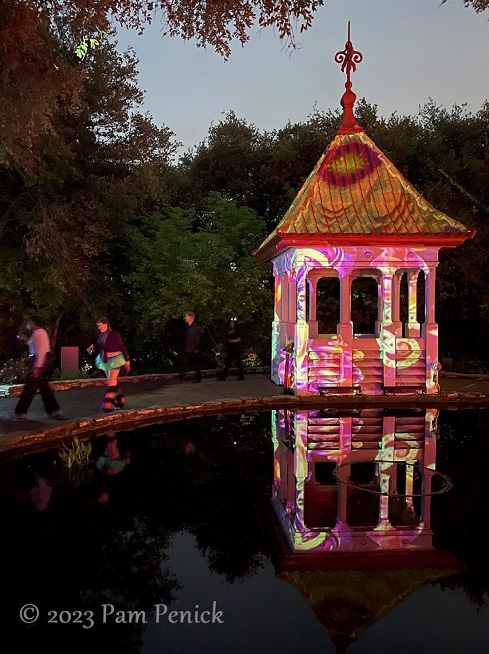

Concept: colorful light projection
[[270, 243, 446, 395], [319, 139, 381, 188], [254, 47, 474, 397], [271, 407, 448, 553]]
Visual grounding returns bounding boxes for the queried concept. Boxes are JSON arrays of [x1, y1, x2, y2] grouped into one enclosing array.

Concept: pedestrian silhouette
[[11, 317, 64, 421], [217, 318, 244, 381]]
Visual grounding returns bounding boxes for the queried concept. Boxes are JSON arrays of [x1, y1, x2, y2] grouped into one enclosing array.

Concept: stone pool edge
[[2, 390, 489, 459]]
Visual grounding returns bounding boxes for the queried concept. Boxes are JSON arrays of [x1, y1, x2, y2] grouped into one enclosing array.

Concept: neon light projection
[[271, 407, 448, 554], [253, 29, 474, 396]]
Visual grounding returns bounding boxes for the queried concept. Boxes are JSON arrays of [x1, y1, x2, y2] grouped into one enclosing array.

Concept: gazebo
[[253, 26, 475, 396]]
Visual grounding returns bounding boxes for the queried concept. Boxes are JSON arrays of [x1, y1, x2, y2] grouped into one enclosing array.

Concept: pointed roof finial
[[335, 21, 365, 134]]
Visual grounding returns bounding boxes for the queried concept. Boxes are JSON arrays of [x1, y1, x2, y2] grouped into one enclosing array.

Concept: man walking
[[183, 312, 201, 383], [217, 318, 244, 381], [11, 318, 64, 421]]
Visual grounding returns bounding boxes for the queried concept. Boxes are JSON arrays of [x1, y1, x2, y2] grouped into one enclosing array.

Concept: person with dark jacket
[[11, 318, 64, 420], [87, 318, 130, 412], [217, 318, 244, 381], [183, 312, 201, 383]]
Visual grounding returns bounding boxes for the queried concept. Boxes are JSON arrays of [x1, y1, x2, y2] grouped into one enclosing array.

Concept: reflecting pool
[[0, 408, 489, 654]]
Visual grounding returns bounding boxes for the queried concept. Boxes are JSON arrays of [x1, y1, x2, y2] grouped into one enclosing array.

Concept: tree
[[0, 22, 178, 357], [121, 193, 272, 368], [444, 0, 489, 10], [36, 1, 489, 56], [180, 109, 339, 231], [0, 2, 83, 176], [35, 0, 325, 57]]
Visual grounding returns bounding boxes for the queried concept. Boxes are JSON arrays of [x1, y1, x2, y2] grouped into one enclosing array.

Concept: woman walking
[[88, 318, 130, 412]]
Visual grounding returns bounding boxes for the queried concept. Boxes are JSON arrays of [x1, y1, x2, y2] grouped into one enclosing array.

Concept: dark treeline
[[1, 10, 488, 374]]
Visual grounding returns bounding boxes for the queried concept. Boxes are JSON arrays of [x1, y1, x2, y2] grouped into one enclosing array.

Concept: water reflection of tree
[[128, 412, 275, 583], [1, 412, 277, 651], [432, 410, 489, 609], [0, 447, 179, 653]]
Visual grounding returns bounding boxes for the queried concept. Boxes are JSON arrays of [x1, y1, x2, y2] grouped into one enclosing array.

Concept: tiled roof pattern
[[271, 131, 473, 238]]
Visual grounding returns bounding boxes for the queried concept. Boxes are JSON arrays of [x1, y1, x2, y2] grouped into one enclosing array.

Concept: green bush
[[451, 357, 489, 375]]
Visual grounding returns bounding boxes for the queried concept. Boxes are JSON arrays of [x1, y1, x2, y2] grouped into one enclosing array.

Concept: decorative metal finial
[[335, 21, 363, 85], [334, 22, 364, 134]]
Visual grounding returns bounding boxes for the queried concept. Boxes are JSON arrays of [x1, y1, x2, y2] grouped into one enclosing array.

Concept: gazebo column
[[380, 269, 397, 388], [338, 273, 353, 387], [423, 266, 438, 393], [287, 272, 297, 324], [374, 415, 395, 530], [308, 276, 318, 338], [272, 272, 289, 385], [294, 264, 310, 393], [271, 274, 282, 384], [285, 449, 296, 515], [405, 460, 415, 511], [419, 409, 438, 529], [338, 273, 353, 339], [375, 278, 384, 337], [392, 272, 403, 337], [407, 270, 421, 337], [293, 412, 309, 538], [335, 462, 349, 528]]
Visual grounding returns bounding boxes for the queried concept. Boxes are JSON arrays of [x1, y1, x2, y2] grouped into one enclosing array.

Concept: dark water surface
[[0, 409, 488, 654]]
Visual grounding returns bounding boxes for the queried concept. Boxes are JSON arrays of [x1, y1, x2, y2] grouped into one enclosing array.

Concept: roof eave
[[252, 233, 287, 263], [253, 230, 476, 262]]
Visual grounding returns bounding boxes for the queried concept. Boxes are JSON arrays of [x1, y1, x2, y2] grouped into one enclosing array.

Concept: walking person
[[217, 318, 244, 381], [183, 312, 201, 383], [11, 318, 64, 421], [87, 318, 130, 412]]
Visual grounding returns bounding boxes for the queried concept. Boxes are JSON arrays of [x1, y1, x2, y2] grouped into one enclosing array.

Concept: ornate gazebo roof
[[278, 562, 460, 651], [253, 25, 475, 263]]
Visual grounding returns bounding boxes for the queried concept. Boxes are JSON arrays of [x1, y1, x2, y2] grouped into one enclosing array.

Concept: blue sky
[[115, 0, 488, 157]]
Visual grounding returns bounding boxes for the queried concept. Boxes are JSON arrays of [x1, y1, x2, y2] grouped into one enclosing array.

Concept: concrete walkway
[[2, 370, 489, 459]]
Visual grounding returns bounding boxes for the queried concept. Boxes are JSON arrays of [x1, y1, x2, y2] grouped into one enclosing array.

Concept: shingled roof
[[253, 130, 475, 262], [254, 25, 475, 263]]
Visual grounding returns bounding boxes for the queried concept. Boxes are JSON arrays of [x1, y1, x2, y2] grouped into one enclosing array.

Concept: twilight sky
[[115, 0, 489, 157]]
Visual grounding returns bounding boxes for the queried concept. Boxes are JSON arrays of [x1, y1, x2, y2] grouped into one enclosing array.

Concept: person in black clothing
[[217, 318, 244, 381], [183, 312, 201, 383], [12, 317, 64, 421]]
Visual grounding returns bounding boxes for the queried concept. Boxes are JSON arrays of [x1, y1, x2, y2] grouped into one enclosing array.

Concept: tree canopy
[[0, 1, 488, 374], [11, 1, 489, 60]]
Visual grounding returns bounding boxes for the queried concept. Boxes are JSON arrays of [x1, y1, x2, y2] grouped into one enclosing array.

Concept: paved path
[[2, 371, 489, 459]]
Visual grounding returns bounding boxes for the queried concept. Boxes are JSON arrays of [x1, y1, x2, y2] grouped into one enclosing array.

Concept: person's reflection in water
[[184, 441, 196, 455], [95, 431, 131, 504], [96, 431, 131, 476], [29, 470, 52, 512]]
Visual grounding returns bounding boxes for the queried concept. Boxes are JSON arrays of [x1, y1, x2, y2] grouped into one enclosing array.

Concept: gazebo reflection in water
[[271, 406, 463, 652], [272, 407, 454, 555]]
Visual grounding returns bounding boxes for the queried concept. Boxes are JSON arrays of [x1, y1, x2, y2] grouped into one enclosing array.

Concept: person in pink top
[[11, 317, 64, 421]]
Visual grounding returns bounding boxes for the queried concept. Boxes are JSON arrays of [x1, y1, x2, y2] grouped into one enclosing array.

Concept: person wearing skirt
[[87, 318, 130, 412]]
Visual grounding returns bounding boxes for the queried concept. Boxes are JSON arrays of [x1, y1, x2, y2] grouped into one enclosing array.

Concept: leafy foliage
[[59, 436, 92, 469], [33, 0, 327, 58], [121, 193, 272, 363], [1, 3, 488, 372]]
